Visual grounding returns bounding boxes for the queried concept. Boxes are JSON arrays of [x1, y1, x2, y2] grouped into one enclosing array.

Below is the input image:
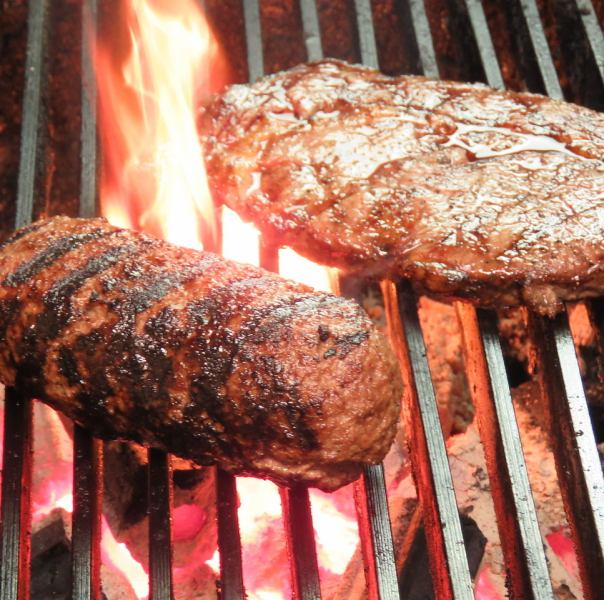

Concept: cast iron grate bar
[[386, 5, 476, 595], [215, 469, 245, 600], [0, 2, 48, 598], [353, 466, 399, 599], [405, 0, 439, 78], [71, 2, 103, 598], [514, 0, 563, 99], [211, 2, 260, 596], [71, 428, 102, 600], [148, 449, 174, 600], [201, 208, 244, 597], [456, 305, 554, 599], [241, 5, 322, 598], [14, 0, 47, 231], [79, 0, 99, 222], [508, 7, 604, 594], [301, 7, 401, 596], [255, 275, 320, 600], [530, 312, 604, 599], [462, 0, 504, 89], [384, 281, 473, 599], [317, 8, 403, 597], [576, 0, 604, 82], [0, 389, 33, 600], [353, 0, 379, 69], [455, 17, 554, 598], [280, 486, 322, 599], [257, 259, 321, 600], [243, 0, 263, 82], [574, 0, 604, 86], [299, 0, 323, 62]]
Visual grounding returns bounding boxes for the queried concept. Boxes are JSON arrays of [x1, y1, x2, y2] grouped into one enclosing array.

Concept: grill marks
[[0, 216, 402, 490], [3, 228, 110, 287], [184, 279, 318, 457]]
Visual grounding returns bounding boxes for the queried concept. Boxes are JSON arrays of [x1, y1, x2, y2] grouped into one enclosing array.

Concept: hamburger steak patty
[[0, 216, 402, 491], [199, 59, 604, 316]]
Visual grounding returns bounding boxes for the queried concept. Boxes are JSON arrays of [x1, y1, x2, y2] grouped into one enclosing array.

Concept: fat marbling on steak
[[0, 216, 401, 491], [200, 59, 604, 316]]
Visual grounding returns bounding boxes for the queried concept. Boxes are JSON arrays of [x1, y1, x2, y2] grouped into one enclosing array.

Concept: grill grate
[[1, 1, 604, 599]]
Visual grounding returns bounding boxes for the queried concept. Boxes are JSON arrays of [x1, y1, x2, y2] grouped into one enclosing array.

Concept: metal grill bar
[[514, 0, 563, 98], [383, 280, 473, 599], [576, 0, 604, 84], [0, 389, 33, 600], [462, 0, 504, 89], [456, 305, 553, 599], [353, 0, 379, 68], [380, 3, 477, 594], [454, 13, 555, 598], [508, 5, 604, 596], [530, 313, 604, 600], [14, 0, 48, 231], [280, 486, 322, 600], [71, 428, 102, 600], [71, 3, 103, 598], [299, 0, 323, 62], [353, 466, 399, 599], [241, 6, 323, 597], [243, 0, 263, 82], [332, 9, 410, 598], [299, 7, 401, 597], [202, 229, 244, 598], [215, 469, 245, 600], [79, 0, 98, 221], [0, 2, 48, 598], [405, 0, 439, 78], [148, 449, 173, 600]]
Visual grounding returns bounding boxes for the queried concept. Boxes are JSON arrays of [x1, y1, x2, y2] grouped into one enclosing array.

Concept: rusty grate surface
[[1, 1, 604, 599]]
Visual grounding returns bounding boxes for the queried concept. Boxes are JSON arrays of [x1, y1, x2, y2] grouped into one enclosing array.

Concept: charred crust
[[0, 298, 21, 341], [37, 238, 139, 339], [57, 346, 81, 387], [184, 280, 323, 454], [74, 371, 120, 440], [0, 217, 400, 489], [3, 228, 110, 287], [0, 220, 47, 250]]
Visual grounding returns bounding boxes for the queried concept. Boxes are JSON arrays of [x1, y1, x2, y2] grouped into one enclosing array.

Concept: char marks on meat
[[200, 59, 604, 316], [0, 216, 402, 491]]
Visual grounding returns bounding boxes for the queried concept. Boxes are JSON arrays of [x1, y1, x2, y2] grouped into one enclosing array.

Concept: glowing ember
[[309, 489, 358, 574], [96, 0, 225, 248], [101, 517, 150, 599], [279, 248, 336, 292], [221, 207, 260, 266]]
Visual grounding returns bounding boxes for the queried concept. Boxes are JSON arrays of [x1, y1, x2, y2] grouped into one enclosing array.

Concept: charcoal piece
[[397, 513, 486, 599], [30, 511, 71, 600]]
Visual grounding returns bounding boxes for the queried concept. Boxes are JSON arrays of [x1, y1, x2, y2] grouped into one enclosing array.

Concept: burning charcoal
[[398, 512, 486, 599], [30, 509, 71, 600], [448, 381, 584, 599]]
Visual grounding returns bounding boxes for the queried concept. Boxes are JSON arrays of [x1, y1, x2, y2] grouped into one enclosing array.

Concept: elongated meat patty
[[0, 216, 401, 491], [200, 59, 604, 316]]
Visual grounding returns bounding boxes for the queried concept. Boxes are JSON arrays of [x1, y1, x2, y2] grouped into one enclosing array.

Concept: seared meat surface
[[0, 216, 401, 491], [200, 59, 604, 315]]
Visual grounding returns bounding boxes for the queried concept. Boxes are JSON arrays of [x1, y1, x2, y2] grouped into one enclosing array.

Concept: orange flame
[[95, 1, 358, 597], [96, 0, 226, 249]]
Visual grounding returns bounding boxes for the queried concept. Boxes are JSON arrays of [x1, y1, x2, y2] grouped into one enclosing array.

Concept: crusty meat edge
[[0, 216, 402, 491]]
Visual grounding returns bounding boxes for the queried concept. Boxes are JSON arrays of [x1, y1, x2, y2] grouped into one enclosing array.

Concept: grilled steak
[[0, 216, 401, 491], [200, 59, 604, 316]]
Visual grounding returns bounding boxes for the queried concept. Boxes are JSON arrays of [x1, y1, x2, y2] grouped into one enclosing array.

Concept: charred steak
[[0, 216, 401, 491], [200, 59, 604, 316]]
